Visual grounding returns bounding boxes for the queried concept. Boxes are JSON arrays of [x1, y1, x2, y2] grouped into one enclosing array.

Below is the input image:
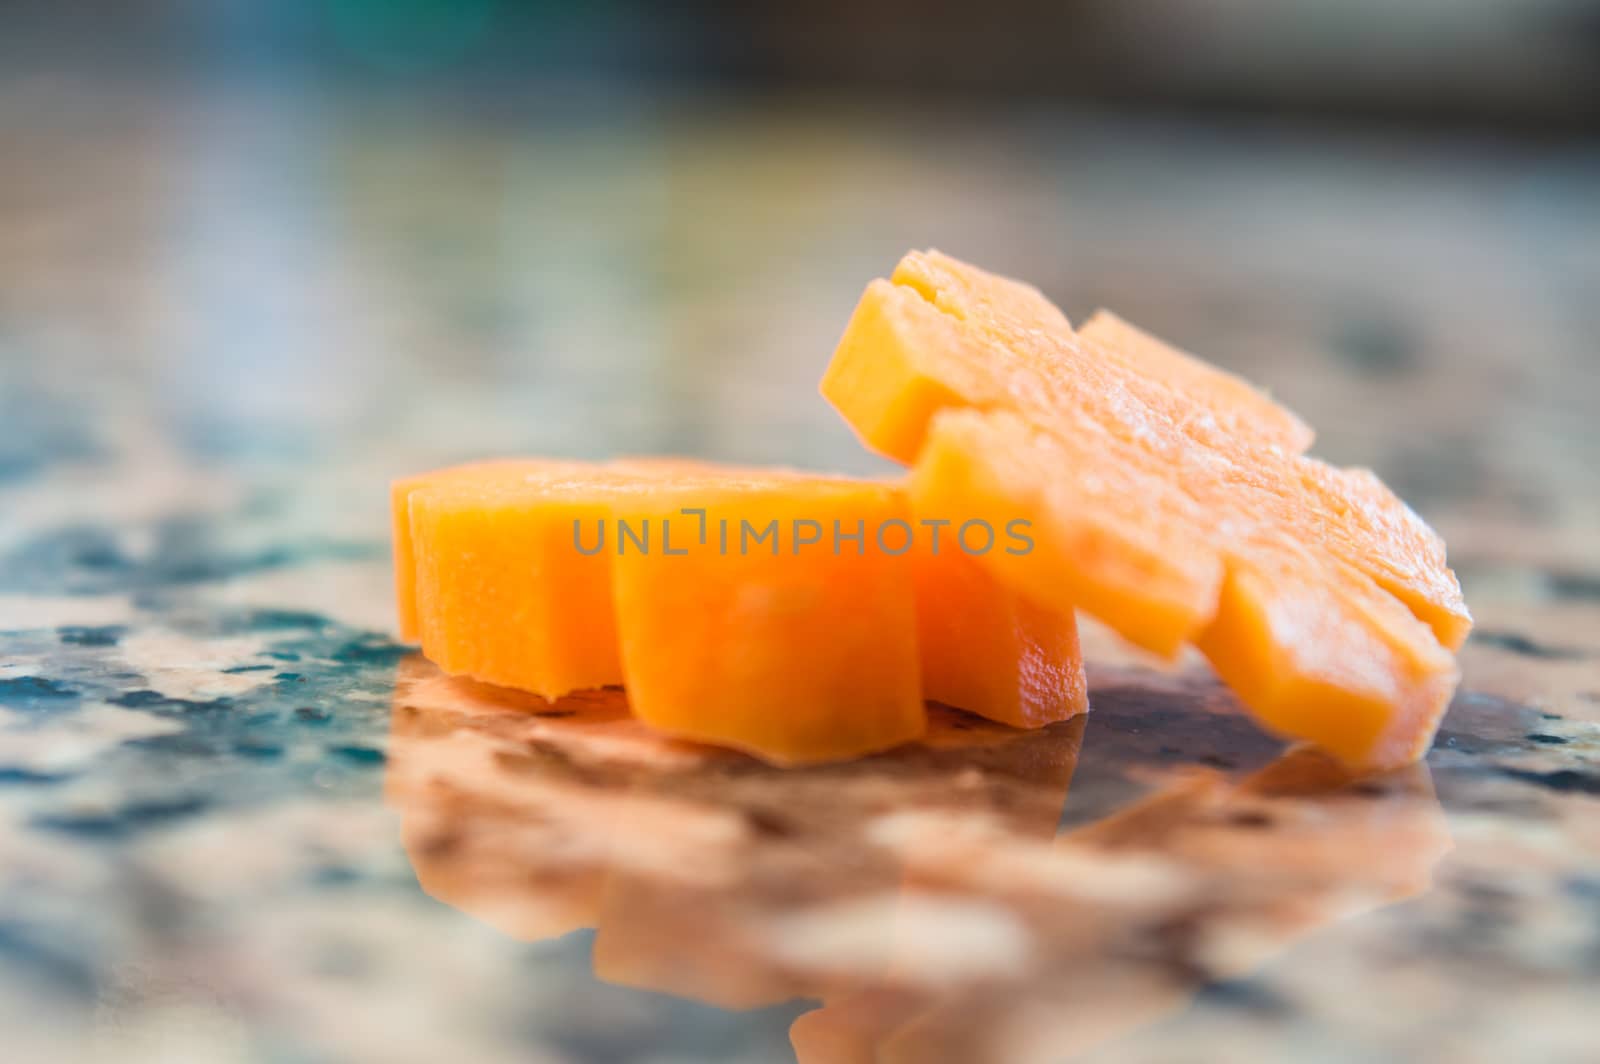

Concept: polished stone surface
[[1, 79, 1598, 1062]]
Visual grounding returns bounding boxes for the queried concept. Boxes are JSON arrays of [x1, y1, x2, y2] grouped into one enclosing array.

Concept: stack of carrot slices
[[392, 250, 1469, 769]]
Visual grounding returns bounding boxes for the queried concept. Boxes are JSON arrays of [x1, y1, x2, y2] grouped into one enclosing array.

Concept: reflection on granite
[[388, 659, 1453, 1064], [2, 77, 1599, 1062]]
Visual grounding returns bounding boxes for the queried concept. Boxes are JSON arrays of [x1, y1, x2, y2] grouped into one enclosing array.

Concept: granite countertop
[[1, 81, 1597, 1063]]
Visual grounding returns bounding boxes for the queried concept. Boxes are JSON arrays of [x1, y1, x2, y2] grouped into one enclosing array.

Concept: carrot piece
[[911, 531, 1085, 730], [823, 250, 1470, 769], [392, 458, 1088, 763], [403, 460, 632, 700], [606, 474, 926, 763]]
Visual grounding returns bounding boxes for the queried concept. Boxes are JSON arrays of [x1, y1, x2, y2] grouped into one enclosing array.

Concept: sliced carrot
[[823, 250, 1470, 769], [392, 458, 1087, 763], [911, 535, 1085, 730], [622, 460, 1085, 731], [402, 460, 633, 700], [391, 459, 579, 642], [605, 472, 926, 763]]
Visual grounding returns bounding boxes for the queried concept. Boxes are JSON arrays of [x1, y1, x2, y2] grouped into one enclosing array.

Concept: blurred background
[[1, 0, 1597, 589]]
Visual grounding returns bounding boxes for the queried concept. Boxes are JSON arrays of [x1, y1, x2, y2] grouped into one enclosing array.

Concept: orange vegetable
[[392, 458, 1086, 763], [617, 460, 1085, 732], [910, 532, 1084, 729], [396, 459, 630, 700], [606, 471, 925, 762], [1077, 308, 1314, 455], [822, 249, 1470, 769]]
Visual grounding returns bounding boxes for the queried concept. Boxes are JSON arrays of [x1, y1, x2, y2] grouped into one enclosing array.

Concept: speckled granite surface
[[1, 81, 1598, 1062]]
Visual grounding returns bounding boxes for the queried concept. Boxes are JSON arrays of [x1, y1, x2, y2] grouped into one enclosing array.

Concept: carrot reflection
[[385, 656, 1448, 1062]]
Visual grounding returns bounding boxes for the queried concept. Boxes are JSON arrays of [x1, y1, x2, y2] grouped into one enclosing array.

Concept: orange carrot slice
[[605, 471, 925, 763], [392, 458, 1088, 763], [822, 250, 1470, 769], [399, 459, 632, 700]]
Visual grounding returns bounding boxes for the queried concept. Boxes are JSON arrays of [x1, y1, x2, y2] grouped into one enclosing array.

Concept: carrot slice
[[614, 459, 1085, 730], [401, 460, 634, 700], [605, 472, 925, 763], [911, 541, 1085, 730], [823, 250, 1470, 769], [393, 458, 1087, 763]]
